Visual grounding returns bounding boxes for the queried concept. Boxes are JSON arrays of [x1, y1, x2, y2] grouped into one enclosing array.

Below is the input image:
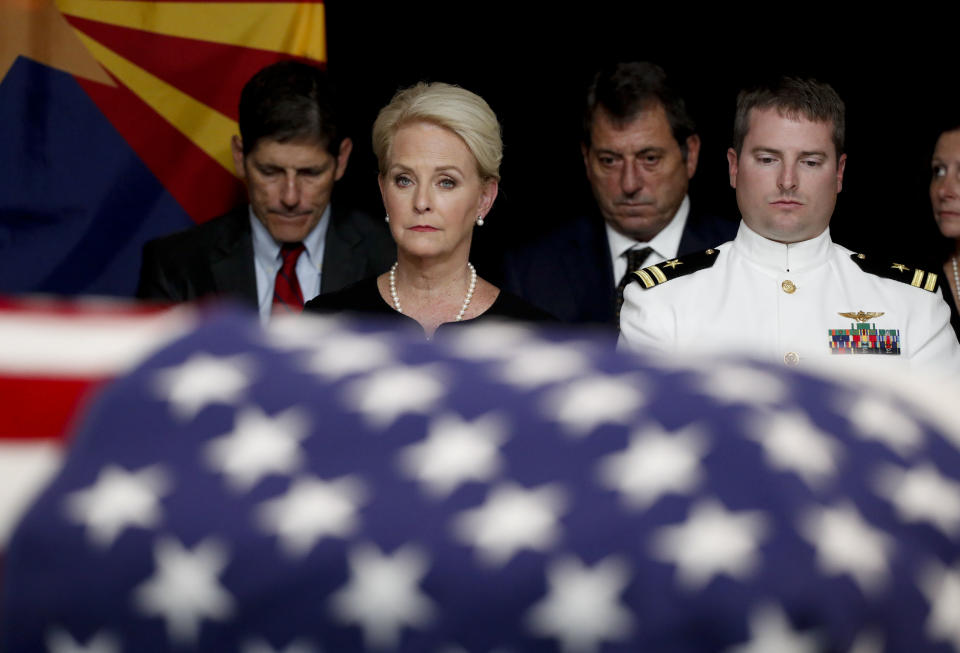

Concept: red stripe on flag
[[0, 295, 174, 317], [0, 375, 107, 442], [73, 69, 245, 222]]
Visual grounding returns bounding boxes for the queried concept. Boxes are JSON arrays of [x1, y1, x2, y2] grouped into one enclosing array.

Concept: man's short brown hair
[[732, 77, 845, 157]]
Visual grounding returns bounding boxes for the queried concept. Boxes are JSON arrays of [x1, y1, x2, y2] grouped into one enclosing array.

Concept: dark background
[[325, 6, 955, 279]]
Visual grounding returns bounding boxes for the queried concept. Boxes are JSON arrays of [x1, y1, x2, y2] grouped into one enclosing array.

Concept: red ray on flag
[[74, 70, 247, 221]]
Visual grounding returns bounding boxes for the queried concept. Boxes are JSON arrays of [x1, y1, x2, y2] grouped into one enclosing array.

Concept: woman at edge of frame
[[929, 123, 960, 342]]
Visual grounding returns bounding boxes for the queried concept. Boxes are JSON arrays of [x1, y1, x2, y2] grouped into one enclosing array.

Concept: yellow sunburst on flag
[[57, 0, 326, 60], [1, 0, 327, 221], [55, 0, 326, 176]]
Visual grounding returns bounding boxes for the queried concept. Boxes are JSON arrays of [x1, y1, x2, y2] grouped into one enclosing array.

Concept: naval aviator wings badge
[[828, 311, 901, 355]]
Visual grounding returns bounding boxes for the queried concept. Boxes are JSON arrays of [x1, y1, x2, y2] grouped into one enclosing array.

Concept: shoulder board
[[850, 253, 940, 292], [631, 248, 720, 289]]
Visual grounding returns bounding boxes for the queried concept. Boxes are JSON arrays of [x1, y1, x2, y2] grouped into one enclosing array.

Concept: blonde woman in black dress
[[305, 82, 551, 336]]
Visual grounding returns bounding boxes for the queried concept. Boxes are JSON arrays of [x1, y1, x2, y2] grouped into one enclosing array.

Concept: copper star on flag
[[0, 0, 111, 84]]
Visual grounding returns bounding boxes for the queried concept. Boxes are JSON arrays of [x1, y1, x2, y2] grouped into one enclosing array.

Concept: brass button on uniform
[[781, 280, 796, 294], [783, 352, 800, 367]]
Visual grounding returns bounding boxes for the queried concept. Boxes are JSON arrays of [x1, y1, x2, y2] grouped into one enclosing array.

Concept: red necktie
[[272, 242, 306, 314]]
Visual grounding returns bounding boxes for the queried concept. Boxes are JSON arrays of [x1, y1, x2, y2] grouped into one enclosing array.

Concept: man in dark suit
[[137, 61, 393, 321], [503, 62, 737, 328]]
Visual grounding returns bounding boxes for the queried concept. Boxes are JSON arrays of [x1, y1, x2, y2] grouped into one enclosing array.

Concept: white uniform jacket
[[618, 222, 960, 372]]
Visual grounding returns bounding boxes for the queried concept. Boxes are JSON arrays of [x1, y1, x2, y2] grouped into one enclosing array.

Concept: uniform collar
[[734, 220, 833, 273]]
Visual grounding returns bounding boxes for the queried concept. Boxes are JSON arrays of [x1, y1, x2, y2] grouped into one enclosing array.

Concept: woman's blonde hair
[[372, 82, 502, 182]]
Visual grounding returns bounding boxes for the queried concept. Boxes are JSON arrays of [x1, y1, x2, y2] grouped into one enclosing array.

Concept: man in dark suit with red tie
[[503, 62, 737, 329], [137, 61, 393, 321]]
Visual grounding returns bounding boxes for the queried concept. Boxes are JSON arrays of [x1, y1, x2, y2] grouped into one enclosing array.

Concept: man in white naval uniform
[[618, 77, 960, 372]]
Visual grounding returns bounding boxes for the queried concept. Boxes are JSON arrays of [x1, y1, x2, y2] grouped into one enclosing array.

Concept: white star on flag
[[204, 406, 309, 492], [264, 313, 343, 351], [398, 412, 508, 498], [133, 536, 234, 645], [444, 322, 534, 360], [525, 555, 633, 653], [844, 394, 924, 457], [329, 542, 436, 650], [919, 559, 960, 652], [874, 462, 960, 536], [698, 365, 788, 405], [453, 482, 566, 566], [541, 374, 645, 437], [650, 499, 769, 590], [724, 602, 821, 653], [597, 423, 708, 510], [255, 474, 367, 557], [304, 332, 396, 379], [495, 343, 593, 389], [747, 411, 841, 488], [847, 629, 884, 653], [64, 464, 170, 548], [152, 353, 253, 421], [343, 364, 448, 428], [45, 628, 120, 653], [798, 502, 893, 596]]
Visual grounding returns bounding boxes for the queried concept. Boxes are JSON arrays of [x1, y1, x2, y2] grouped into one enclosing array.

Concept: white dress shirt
[[606, 196, 690, 285]]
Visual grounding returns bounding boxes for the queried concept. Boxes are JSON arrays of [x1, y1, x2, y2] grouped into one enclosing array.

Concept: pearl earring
[[476, 215, 484, 226], [385, 214, 390, 223]]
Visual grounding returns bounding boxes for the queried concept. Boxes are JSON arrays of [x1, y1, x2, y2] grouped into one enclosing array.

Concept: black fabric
[[849, 253, 941, 294], [304, 275, 556, 336], [136, 205, 258, 305], [630, 247, 721, 289], [938, 274, 960, 344], [136, 204, 395, 306]]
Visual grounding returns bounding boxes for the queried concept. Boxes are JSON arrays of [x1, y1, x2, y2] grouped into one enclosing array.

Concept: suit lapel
[[562, 215, 616, 323], [321, 203, 366, 294], [678, 205, 739, 256], [211, 208, 258, 306]]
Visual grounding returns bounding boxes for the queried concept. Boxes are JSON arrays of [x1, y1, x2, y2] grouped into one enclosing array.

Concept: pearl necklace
[[389, 261, 477, 321], [952, 256, 960, 304]]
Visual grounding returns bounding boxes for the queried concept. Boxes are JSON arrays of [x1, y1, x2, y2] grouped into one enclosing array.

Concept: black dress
[[938, 278, 960, 344], [304, 275, 556, 336]]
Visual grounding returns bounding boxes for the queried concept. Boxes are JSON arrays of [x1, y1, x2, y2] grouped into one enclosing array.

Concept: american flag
[[2, 306, 960, 652], [0, 297, 193, 549]]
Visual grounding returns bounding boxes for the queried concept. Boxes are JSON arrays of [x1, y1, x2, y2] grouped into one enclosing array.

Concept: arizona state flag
[[0, 0, 327, 297]]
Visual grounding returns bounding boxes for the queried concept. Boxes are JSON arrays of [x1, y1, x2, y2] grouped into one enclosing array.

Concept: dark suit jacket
[[136, 204, 395, 305], [502, 206, 739, 327]]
